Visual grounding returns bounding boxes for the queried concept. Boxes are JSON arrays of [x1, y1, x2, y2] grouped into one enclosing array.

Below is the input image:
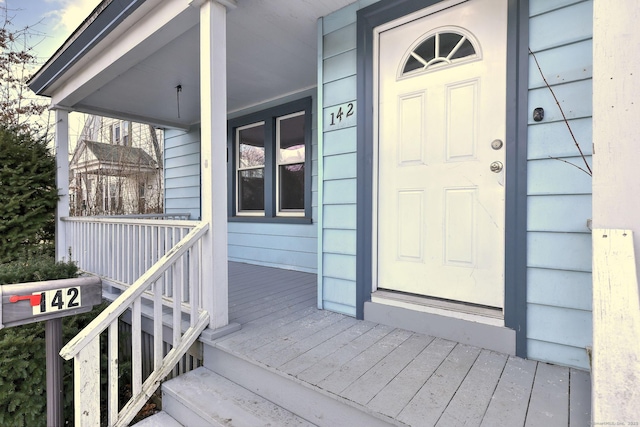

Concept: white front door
[[377, 0, 507, 308]]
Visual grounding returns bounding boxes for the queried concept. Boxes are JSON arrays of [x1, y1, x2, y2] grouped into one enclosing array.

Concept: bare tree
[[0, 4, 48, 136]]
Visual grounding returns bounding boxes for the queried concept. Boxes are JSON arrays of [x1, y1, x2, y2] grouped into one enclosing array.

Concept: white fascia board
[[49, 0, 197, 108]]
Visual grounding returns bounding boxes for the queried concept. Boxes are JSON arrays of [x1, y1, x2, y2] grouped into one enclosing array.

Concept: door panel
[[377, 0, 507, 308]]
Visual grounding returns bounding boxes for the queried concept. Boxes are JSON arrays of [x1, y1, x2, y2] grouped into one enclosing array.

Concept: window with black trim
[[228, 97, 312, 222]]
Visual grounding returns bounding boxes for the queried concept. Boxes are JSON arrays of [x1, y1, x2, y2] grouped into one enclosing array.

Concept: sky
[[2, 0, 102, 61], [2, 0, 103, 144]]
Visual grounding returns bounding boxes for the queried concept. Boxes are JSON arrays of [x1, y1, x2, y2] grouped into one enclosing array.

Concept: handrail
[[62, 216, 196, 226], [61, 222, 209, 426], [61, 222, 208, 359]]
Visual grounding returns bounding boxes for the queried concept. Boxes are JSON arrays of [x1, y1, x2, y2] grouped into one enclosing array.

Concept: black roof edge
[[28, 0, 146, 96]]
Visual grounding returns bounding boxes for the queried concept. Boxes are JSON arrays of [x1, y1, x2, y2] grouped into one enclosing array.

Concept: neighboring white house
[[27, 0, 640, 423], [69, 116, 164, 216]]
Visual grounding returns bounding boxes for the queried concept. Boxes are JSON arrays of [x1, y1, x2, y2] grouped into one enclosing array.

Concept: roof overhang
[[29, 0, 357, 130]]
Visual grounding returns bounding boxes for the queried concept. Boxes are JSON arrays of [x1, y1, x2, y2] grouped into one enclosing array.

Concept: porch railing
[[64, 216, 197, 293], [60, 222, 210, 427]]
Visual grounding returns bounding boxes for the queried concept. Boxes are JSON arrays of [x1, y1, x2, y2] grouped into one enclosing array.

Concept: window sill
[[229, 216, 313, 225]]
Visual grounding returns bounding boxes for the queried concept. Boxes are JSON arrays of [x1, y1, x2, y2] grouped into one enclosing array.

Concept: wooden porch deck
[[215, 262, 591, 427]]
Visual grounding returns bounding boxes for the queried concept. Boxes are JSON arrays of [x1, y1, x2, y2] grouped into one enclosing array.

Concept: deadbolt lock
[[490, 161, 503, 173], [491, 139, 503, 150]]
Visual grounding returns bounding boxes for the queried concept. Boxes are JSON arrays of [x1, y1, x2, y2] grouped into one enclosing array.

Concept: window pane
[[238, 168, 264, 211], [279, 164, 304, 210], [415, 36, 436, 62], [278, 114, 305, 164], [439, 32, 463, 57], [239, 124, 265, 168], [450, 38, 475, 59], [404, 55, 423, 73]]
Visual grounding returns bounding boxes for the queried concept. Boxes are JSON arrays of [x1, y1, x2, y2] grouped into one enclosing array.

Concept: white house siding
[[320, 0, 378, 316], [164, 128, 201, 220], [527, 0, 593, 370]]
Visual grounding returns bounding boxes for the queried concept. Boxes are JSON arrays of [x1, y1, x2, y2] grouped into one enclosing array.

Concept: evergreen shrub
[[0, 257, 108, 426], [0, 125, 58, 263]]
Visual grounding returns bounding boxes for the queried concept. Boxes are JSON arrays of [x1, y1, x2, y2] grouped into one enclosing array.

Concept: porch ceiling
[[34, 0, 356, 129]]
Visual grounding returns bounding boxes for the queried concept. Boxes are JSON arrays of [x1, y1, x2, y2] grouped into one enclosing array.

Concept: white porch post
[[54, 108, 70, 261], [200, 0, 229, 329], [592, 1, 640, 422]]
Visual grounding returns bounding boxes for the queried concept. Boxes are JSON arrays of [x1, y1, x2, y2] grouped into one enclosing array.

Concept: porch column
[[54, 108, 70, 261], [200, 0, 229, 329], [592, 1, 640, 422]]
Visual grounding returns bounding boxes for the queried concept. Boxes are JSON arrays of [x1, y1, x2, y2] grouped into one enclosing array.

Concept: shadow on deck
[[214, 262, 593, 426]]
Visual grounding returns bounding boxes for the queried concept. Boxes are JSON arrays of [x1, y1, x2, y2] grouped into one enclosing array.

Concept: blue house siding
[[164, 128, 201, 220], [163, 90, 319, 273], [526, 0, 593, 369], [320, 2, 369, 317], [227, 89, 319, 273]]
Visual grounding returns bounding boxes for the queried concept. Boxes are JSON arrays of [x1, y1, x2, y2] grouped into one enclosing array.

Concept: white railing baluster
[[132, 298, 142, 398], [164, 226, 171, 297], [108, 322, 119, 426], [153, 281, 163, 371], [189, 245, 199, 327], [74, 335, 100, 427], [173, 256, 182, 348]]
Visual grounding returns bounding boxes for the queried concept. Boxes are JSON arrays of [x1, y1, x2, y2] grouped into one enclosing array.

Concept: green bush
[[0, 125, 58, 264], [0, 257, 109, 426], [0, 257, 79, 285]]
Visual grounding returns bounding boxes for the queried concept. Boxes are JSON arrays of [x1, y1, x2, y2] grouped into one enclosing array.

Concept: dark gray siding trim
[[505, 0, 530, 358], [227, 97, 313, 222], [29, 0, 145, 95], [355, 0, 529, 358]]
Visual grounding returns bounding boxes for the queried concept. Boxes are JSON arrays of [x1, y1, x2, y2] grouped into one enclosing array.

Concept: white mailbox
[[0, 276, 102, 329]]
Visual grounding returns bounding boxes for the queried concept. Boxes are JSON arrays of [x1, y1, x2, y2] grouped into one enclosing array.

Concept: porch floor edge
[[199, 322, 242, 343]]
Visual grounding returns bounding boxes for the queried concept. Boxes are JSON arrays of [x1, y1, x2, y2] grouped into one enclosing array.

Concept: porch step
[[160, 366, 317, 426], [203, 341, 405, 426], [134, 411, 183, 427]]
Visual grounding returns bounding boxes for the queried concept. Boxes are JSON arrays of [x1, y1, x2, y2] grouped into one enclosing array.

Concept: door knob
[[490, 161, 503, 173]]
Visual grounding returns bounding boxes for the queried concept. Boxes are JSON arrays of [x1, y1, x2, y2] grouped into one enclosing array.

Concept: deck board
[[435, 350, 508, 427], [221, 262, 591, 427], [296, 323, 395, 386], [525, 362, 569, 427], [263, 315, 360, 368], [318, 328, 414, 395], [569, 368, 591, 427], [279, 319, 377, 376], [397, 344, 481, 426], [341, 332, 432, 406], [367, 337, 454, 418], [480, 356, 537, 427], [251, 311, 346, 365]]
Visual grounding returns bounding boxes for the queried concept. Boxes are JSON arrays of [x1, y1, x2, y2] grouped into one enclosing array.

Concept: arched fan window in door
[[402, 31, 478, 75]]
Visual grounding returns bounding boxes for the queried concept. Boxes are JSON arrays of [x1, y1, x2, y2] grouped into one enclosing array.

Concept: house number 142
[[329, 102, 354, 126], [325, 101, 356, 131], [32, 287, 82, 315]]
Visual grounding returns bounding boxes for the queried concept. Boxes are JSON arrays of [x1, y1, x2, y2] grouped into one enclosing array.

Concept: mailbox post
[[0, 276, 102, 426]]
